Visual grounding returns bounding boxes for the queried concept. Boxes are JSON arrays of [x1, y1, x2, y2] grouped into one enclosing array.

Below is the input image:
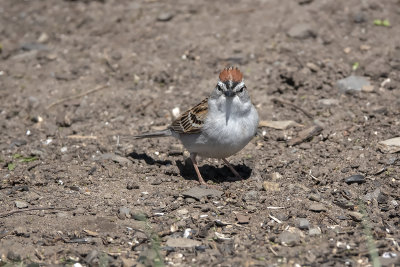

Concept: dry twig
[[46, 84, 108, 109], [0, 207, 72, 218], [271, 97, 313, 120]]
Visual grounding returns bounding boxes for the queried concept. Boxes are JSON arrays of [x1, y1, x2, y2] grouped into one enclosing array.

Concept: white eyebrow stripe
[[233, 81, 245, 91], [217, 81, 228, 90]]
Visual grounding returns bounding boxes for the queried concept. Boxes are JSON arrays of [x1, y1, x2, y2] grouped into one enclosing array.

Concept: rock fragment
[[182, 186, 223, 201], [378, 137, 400, 153], [278, 231, 301, 246], [166, 238, 201, 248], [287, 23, 316, 39], [344, 174, 366, 184], [337, 76, 371, 94], [15, 200, 28, 209], [309, 203, 327, 212]]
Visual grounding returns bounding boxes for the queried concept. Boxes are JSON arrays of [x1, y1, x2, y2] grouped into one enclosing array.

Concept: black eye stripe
[[237, 86, 245, 92]]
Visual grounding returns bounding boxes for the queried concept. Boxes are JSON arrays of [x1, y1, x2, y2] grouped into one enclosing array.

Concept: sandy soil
[[1, 0, 400, 266]]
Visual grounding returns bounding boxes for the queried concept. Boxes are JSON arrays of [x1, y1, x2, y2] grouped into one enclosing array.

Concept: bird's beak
[[224, 90, 235, 97]]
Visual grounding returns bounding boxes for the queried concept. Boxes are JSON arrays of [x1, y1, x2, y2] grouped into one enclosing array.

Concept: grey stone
[[85, 250, 99, 264], [309, 227, 322, 236], [380, 252, 400, 267], [10, 139, 27, 148], [377, 192, 388, 204], [20, 42, 49, 51], [297, 218, 310, 230], [132, 212, 147, 221], [30, 149, 45, 158], [7, 251, 21, 261], [348, 211, 363, 222], [378, 137, 400, 153], [176, 208, 189, 216], [309, 203, 327, 212], [100, 153, 131, 165], [344, 174, 366, 184], [118, 207, 131, 219], [15, 200, 28, 209], [127, 181, 139, 190], [111, 51, 122, 61], [57, 211, 69, 218], [308, 193, 321, 202], [149, 177, 162, 185], [318, 98, 339, 106], [243, 190, 259, 202], [166, 238, 201, 248], [353, 12, 366, 23], [287, 23, 316, 39], [363, 188, 381, 201], [157, 12, 174, 22], [337, 76, 370, 94], [28, 96, 40, 109], [185, 197, 196, 203], [298, 0, 313, 4], [74, 207, 86, 215], [365, 58, 391, 78], [182, 186, 223, 201], [14, 226, 29, 237], [278, 231, 301, 246], [138, 249, 160, 266]]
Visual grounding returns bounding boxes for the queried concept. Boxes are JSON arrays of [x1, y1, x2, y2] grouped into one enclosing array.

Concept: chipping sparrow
[[135, 67, 259, 185]]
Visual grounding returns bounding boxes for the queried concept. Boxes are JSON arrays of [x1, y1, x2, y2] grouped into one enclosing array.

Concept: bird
[[135, 66, 259, 185]]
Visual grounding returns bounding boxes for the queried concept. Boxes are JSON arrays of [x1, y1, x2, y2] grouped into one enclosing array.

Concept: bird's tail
[[134, 129, 172, 139]]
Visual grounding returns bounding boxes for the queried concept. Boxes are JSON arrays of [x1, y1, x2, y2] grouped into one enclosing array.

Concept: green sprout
[[373, 19, 390, 27]]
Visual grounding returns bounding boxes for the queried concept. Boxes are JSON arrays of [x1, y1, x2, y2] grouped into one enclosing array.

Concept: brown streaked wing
[[170, 98, 208, 134]]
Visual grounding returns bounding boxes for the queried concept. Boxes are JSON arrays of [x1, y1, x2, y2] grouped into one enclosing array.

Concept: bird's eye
[[217, 85, 223, 92], [238, 86, 245, 93]]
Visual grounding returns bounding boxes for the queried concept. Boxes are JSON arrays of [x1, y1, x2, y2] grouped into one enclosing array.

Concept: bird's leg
[[190, 153, 207, 185], [222, 158, 242, 179]]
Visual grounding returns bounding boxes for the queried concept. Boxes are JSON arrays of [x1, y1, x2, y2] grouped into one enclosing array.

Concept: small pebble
[[126, 181, 139, 190], [287, 23, 316, 39], [177, 208, 189, 216], [337, 76, 371, 94], [118, 207, 131, 219], [132, 212, 147, 221], [157, 12, 174, 22], [7, 251, 22, 261], [10, 139, 27, 148], [377, 192, 388, 204], [15, 200, 28, 209], [348, 211, 363, 222], [309, 227, 322, 236], [236, 213, 250, 224], [166, 238, 201, 248], [344, 174, 366, 184], [308, 193, 321, 202], [243, 190, 259, 202], [297, 218, 310, 230], [262, 181, 280, 192], [309, 203, 327, 212], [278, 231, 301, 246]]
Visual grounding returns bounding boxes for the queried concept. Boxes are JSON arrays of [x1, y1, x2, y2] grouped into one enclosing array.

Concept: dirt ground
[[1, 0, 400, 266]]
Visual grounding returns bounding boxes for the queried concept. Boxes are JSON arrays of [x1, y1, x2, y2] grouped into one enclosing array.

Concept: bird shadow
[[127, 152, 172, 166], [176, 158, 252, 184]]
